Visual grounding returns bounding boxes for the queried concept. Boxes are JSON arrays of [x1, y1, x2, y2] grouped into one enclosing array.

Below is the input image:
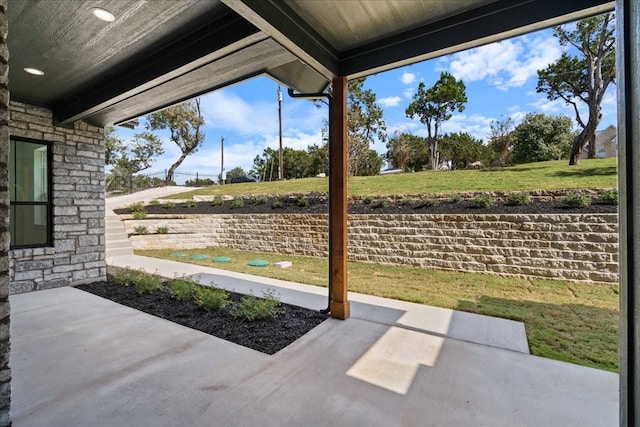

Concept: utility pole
[[278, 85, 283, 180], [220, 136, 224, 185]]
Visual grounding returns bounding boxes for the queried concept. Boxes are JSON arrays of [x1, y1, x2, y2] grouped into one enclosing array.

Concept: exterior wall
[[125, 213, 619, 284], [8, 101, 106, 294], [0, 1, 10, 424]]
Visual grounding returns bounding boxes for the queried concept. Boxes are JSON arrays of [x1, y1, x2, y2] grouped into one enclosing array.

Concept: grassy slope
[[166, 158, 617, 199], [138, 248, 619, 372]]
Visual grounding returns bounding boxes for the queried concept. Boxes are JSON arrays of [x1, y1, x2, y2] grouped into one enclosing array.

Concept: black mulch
[[115, 196, 618, 216], [76, 277, 328, 355]]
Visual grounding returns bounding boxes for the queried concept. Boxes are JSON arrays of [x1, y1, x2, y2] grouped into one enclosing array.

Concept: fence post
[[129, 174, 133, 194]]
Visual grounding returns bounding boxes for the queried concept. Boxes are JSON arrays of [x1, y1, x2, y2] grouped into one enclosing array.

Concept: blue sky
[[113, 25, 617, 181]]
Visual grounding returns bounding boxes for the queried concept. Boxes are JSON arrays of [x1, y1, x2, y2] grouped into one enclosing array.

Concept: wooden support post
[[329, 76, 350, 320]]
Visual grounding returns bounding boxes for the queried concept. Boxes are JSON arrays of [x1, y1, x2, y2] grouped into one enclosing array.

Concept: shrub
[[112, 267, 139, 287], [211, 195, 224, 206], [296, 196, 308, 207], [251, 195, 267, 205], [598, 189, 618, 205], [474, 194, 495, 208], [134, 226, 148, 235], [232, 289, 284, 321], [563, 192, 591, 208], [451, 194, 461, 204], [505, 192, 531, 206], [414, 199, 439, 209], [185, 199, 196, 208], [363, 196, 374, 205], [149, 199, 160, 206], [272, 200, 284, 209], [194, 286, 228, 311], [372, 199, 389, 208], [230, 198, 244, 209], [130, 202, 145, 212], [169, 277, 199, 301], [401, 197, 416, 206], [156, 226, 168, 234], [164, 201, 176, 209], [134, 271, 163, 295], [132, 210, 147, 219]]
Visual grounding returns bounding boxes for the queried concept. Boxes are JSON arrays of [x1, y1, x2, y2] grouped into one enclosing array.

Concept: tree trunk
[[166, 152, 189, 184], [429, 138, 438, 170], [569, 133, 582, 165], [588, 133, 597, 158]]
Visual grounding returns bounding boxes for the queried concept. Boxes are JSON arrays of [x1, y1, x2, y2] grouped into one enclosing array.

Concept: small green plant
[[414, 199, 439, 209], [149, 199, 160, 206], [296, 196, 308, 207], [132, 210, 148, 219], [451, 194, 462, 204], [164, 201, 176, 209], [563, 192, 591, 208], [251, 195, 267, 205], [156, 226, 168, 234], [134, 226, 148, 235], [112, 267, 139, 287], [474, 194, 495, 208], [232, 289, 284, 321], [230, 198, 244, 209], [401, 197, 416, 206], [130, 202, 145, 212], [211, 195, 224, 206], [372, 199, 389, 208], [194, 286, 228, 311], [133, 270, 163, 295], [278, 195, 289, 205], [272, 200, 284, 209], [185, 199, 196, 208], [169, 277, 199, 301], [505, 192, 531, 206], [598, 189, 618, 205], [363, 196, 374, 205]]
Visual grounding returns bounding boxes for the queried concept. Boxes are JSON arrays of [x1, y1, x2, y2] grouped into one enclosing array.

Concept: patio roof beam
[[341, 0, 615, 78], [329, 76, 349, 320], [222, 0, 339, 80]]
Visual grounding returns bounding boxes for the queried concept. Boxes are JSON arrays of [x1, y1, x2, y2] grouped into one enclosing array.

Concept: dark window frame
[[9, 136, 53, 249]]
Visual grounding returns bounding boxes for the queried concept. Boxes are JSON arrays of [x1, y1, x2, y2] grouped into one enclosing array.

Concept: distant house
[[583, 125, 617, 158]]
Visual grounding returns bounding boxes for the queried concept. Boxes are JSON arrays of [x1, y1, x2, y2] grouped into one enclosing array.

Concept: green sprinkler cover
[[212, 256, 231, 262], [248, 259, 270, 267], [170, 252, 186, 257], [189, 254, 210, 260]]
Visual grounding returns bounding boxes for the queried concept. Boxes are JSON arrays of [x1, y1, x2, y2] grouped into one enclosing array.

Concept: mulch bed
[[115, 196, 618, 216], [76, 276, 328, 355]]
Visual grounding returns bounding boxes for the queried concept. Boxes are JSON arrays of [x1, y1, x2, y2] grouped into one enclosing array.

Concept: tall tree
[[147, 98, 205, 184], [487, 116, 515, 166], [536, 12, 615, 165], [405, 72, 467, 169], [511, 113, 574, 164], [317, 78, 386, 176]]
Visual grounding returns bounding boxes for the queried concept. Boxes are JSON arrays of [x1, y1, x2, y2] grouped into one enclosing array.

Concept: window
[[9, 138, 52, 248]]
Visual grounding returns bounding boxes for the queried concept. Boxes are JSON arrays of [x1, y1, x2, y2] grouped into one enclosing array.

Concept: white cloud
[[440, 33, 562, 91], [403, 87, 415, 100], [440, 113, 494, 141], [400, 72, 416, 85], [378, 96, 402, 108]]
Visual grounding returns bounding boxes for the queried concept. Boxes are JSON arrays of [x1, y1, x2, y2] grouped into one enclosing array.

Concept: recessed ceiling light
[[24, 67, 45, 76], [91, 7, 115, 22]]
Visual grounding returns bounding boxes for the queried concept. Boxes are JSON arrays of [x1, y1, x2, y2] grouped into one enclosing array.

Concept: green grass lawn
[[137, 247, 619, 372], [167, 158, 617, 199]]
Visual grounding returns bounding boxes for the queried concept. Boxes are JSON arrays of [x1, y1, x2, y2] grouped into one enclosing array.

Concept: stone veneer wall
[[8, 101, 106, 294], [125, 213, 619, 284], [0, 1, 10, 424]]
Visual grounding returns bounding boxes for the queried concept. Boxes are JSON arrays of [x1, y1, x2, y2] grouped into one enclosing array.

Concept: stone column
[[0, 1, 10, 425]]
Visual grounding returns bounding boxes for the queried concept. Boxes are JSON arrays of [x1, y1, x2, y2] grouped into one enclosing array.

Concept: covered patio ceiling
[[8, 0, 613, 128]]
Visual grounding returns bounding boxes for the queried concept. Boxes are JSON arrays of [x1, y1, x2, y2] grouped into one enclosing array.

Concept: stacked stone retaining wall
[[125, 213, 619, 284]]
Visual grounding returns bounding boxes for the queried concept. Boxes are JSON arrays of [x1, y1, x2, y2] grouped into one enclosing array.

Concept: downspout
[[287, 88, 333, 314]]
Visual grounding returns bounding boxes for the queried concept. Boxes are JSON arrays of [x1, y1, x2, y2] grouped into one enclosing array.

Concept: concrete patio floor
[[10, 254, 618, 426]]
